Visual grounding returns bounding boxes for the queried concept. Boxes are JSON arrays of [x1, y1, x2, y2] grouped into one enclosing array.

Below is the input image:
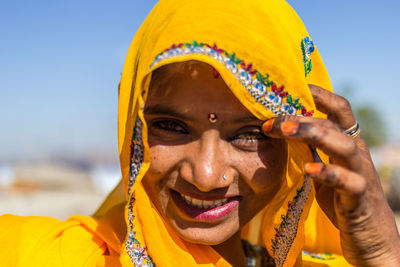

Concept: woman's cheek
[[241, 161, 284, 192], [242, 142, 287, 190], [149, 145, 179, 175]]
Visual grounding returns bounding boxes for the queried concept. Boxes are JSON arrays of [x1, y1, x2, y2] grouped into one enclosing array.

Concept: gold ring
[[343, 121, 360, 137]]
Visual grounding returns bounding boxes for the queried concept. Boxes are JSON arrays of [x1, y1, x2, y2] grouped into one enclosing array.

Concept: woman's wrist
[[367, 205, 400, 265], [334, 198, 398, 266], [362, 240, 400, 267], [340, 216, 400, 266]]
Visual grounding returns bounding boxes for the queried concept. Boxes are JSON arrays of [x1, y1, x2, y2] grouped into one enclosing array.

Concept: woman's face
[[143, 61, 287, 245]]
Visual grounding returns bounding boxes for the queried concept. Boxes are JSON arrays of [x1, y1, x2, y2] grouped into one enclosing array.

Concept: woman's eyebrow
[[232, 116, 262, 124], [145, 104, 262, 124], [144, 105, 193, 121]]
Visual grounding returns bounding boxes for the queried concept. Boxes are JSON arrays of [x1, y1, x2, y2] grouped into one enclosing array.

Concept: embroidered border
[[301, 37, 315, 77], [126, 118, 155, 266], [129, 118, 144, 195], [126, 197, 154, 266], [271, 176, 312, 267], [150, 41, 314, 117]]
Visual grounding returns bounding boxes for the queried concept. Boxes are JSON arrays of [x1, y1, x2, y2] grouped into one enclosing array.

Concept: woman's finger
[[309, 84, 371, 161], [305, 162, 367, 211], [309, 84, 356, 131], [263, 116, 362, 171]]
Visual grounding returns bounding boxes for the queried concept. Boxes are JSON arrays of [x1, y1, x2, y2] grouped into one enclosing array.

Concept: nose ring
[[222, 174, 228, 181]]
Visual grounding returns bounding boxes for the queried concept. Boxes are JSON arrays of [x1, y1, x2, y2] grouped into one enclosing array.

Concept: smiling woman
[[1, 0, 400, 266], [143, 61, 287, 250]]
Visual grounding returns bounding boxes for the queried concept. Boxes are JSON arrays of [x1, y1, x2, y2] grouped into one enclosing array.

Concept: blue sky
[[1, 0, 399, 160]]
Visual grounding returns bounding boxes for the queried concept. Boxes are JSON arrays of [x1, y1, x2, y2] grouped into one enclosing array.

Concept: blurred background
[[1, 1, 399, 225]]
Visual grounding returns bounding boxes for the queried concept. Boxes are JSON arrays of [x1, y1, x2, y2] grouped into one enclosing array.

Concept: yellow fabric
[[0, 214, 122, 267], [304, 199, 342, 255], [0, 0, 351, 266]]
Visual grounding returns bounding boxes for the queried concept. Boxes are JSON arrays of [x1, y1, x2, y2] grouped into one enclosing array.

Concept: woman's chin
[[174, 226, 239, 246], [168, 216, 240, 245]]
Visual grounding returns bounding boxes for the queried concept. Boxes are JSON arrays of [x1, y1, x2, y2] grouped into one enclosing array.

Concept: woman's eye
[[151, 120, 188, 134], [229, 130, 269, 150]]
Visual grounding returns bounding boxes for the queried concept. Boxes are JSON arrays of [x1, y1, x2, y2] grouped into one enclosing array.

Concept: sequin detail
[[127, 118, 154, 266], [126, 197, 155, 266], [150, 41, 314, 117], [129, 118, 144, 195], [301, 37, 315, 77], [271, 176, 312, 267]]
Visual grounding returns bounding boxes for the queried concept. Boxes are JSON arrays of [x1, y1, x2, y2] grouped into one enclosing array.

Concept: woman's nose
[[180, 130, 234, 192]]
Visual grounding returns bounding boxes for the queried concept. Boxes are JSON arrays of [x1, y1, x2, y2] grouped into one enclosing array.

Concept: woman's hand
[[262, 84, 400, 266]]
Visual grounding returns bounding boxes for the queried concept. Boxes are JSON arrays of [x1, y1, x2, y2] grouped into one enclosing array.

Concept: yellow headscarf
[[0, 0, 352, 266], [117, 0, 347, 266]]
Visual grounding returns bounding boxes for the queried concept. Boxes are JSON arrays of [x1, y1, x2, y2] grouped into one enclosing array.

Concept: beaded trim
[[126, 197, 154, 266], [150, 41, 314, 117], [301, 37, 315, 77], [129, 118, 144, 195], [126, 118, 154, 266], [271, 176, 312, 267]]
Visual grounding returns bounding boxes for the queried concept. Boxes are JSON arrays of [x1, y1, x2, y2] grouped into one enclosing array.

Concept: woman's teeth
[[179, 193, 229, 209]]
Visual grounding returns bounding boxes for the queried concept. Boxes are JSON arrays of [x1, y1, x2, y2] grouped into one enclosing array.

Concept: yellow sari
[[0, 0, 352, 266]]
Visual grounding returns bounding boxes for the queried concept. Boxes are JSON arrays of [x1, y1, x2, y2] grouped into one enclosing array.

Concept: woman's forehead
[[150, 61, 215, 89], [148, 61, 225, 100], [146, 61, 259, 123]]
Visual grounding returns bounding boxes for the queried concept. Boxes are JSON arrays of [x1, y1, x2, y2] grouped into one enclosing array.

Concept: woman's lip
[[170, 190, 241, 222]]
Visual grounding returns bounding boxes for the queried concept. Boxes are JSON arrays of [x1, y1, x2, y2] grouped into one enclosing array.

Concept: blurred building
[[0, 158, 120, 221]]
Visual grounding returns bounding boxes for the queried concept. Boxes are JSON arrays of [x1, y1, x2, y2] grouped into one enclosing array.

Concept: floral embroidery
[[271, 176, 312, 267], [302, 251, 336, 261], [301, 37, 315, 77], [150, 41, 314, 117], [127, 118, 155, 266]]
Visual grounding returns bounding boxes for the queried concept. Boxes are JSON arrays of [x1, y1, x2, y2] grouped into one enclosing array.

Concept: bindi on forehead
[[208, 113, 218, 123]]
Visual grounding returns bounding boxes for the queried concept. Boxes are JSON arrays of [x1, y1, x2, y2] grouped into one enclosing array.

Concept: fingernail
[[262, 119, 275, 133], [281, 121, 299, 135], [305, 162, 324, 176]]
